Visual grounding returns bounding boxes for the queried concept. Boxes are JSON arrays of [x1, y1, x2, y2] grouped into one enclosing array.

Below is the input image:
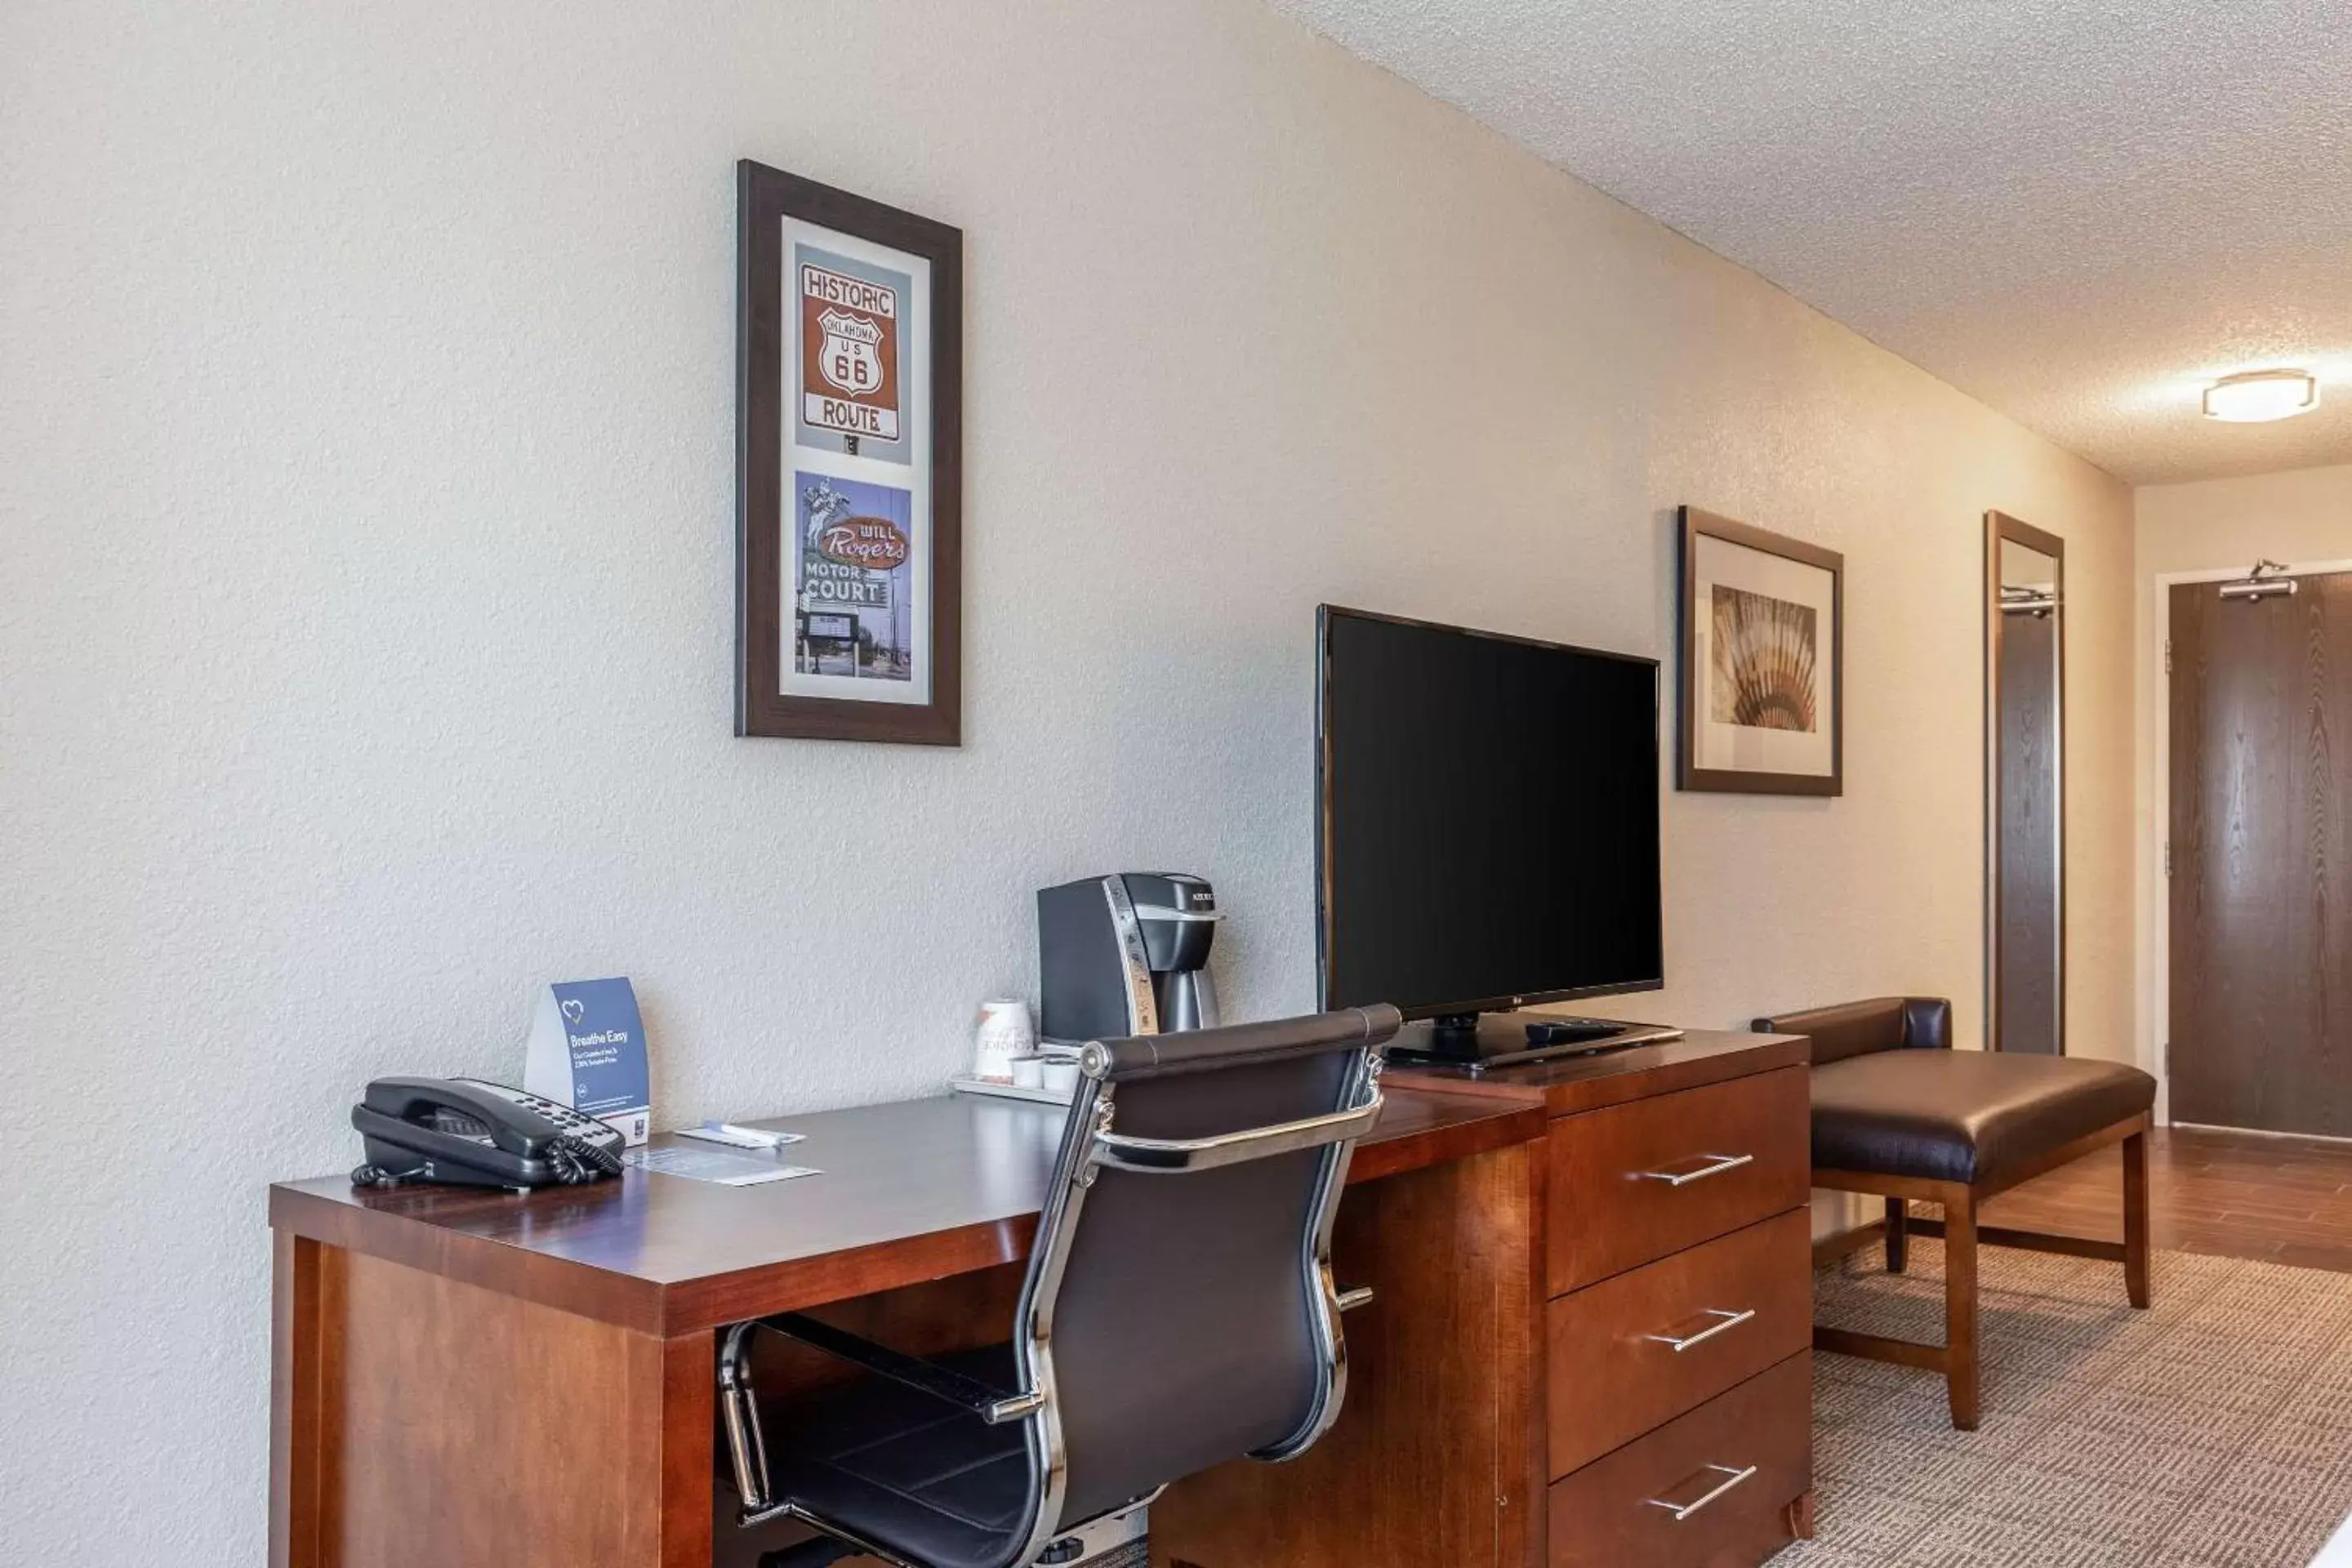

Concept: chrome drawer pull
[[1644, 1307, 1756, 1352], [1633, 1152, 1754, 1187], [1645, 1463, 1757, 1521]]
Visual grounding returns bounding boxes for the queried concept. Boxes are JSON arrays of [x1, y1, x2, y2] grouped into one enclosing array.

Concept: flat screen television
[[1316, 605, 1664, 1063]]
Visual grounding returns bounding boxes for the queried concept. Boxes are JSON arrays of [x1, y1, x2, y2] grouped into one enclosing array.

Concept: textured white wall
[[1, 0, 2130, 1560], [2136, 462, 2352, 576], [2132, 465, 2352, 1111]]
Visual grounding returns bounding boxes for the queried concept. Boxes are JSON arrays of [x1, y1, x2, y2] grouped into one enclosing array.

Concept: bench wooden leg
[[2123, 1130, 2150, 1310], [1944, 1188, 1980, 1431], [1815, 1113, 2151, 1431]]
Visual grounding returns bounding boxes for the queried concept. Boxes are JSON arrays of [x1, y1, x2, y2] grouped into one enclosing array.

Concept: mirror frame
[[1984, 510, 2066, 1054]]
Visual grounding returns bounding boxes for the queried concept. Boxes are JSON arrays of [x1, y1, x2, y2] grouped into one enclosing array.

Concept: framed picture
[[737, 160, 963, 744], [1677, 506, 1843, 795]]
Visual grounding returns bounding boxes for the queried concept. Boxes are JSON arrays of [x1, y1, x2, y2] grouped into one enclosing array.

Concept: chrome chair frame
[[718, 1028, 1385, 1568]]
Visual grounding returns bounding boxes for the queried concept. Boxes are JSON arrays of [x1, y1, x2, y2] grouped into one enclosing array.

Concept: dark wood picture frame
[[1677, 506, 1844, 796], [737, 160, 964, 744]]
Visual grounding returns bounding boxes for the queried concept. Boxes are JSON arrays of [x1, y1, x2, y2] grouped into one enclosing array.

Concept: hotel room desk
[[268, 1085, 1549, 1568]]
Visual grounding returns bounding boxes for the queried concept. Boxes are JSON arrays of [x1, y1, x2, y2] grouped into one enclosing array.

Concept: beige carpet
[[1775, 1239, 2352, 1567]]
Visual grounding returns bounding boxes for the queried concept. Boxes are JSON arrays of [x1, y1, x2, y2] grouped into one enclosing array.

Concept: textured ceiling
[[1263, 0, 2352, 485]]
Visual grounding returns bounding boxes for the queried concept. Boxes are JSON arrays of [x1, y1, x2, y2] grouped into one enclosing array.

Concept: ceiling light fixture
[[2203, 369, 2319, 423]]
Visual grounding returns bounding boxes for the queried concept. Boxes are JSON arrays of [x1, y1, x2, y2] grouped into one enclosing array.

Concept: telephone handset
[[351, 1077, 626, 1190]]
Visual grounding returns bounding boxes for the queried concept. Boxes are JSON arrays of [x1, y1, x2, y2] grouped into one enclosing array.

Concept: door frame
[[2147, 557, 2352, 1129]]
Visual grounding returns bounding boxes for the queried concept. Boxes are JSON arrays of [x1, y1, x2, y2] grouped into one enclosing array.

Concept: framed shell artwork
[[1676, 506, 1844, 796]]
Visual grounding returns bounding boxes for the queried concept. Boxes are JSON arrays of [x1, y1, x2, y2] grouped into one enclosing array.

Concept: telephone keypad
[[452, 1079, 622, 1146]]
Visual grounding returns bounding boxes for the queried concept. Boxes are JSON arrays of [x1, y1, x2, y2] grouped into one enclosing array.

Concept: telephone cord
[[547, 1134, 626, 1184]]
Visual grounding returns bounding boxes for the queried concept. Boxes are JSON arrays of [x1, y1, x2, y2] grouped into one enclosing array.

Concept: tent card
[[523, 977, 653, 1146]]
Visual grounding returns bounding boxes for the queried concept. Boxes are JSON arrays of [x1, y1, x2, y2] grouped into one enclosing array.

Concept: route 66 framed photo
[[737, 160, 963, 744]]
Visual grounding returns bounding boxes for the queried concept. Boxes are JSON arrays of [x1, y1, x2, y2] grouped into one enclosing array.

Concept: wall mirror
[[1987, 511, 2065, 1054]]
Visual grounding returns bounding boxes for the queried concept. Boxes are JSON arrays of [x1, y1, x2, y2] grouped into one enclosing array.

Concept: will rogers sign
[[817, 517, 911, 571]]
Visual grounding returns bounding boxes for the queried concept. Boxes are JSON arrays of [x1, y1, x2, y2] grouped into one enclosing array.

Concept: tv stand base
[[1385, 1012, 1686, 1071]]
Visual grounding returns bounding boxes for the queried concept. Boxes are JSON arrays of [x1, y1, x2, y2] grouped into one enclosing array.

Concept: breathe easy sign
[[523, 977, 652, 1145]]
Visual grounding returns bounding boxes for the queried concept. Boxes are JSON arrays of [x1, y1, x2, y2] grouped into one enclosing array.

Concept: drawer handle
[[1645, 1463, 1757, 1521], [1633, 1152, 1754, 1187], [1644, 1307, 1756, 1352]]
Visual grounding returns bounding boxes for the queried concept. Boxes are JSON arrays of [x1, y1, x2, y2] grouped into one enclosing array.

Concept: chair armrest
[[737, 1312, 1041, 1424], [1092, 1094, 1382, 1174]]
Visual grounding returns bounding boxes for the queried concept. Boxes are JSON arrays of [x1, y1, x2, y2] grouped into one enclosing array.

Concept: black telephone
[[351, 1077, 626, 1190]]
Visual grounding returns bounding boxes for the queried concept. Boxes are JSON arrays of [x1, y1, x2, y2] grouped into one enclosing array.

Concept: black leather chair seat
[[1811, 1050, 2157, 1186], [755, 1345, 1030, 1568]]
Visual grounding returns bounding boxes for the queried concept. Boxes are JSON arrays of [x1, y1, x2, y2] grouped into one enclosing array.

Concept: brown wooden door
[[2169, 572, 2352, 1135]]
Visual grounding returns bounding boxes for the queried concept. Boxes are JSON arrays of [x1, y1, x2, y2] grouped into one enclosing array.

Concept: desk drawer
[[1546, 1209, 1810, 1478], [1547, 1352, 1811, 1568], [1546, 1066, 1808, 1294]]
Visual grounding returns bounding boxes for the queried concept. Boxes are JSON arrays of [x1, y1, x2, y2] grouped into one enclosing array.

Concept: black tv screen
[[1316, 606, 1664, 1017]]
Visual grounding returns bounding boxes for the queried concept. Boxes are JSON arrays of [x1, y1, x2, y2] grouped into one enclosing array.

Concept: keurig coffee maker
[[1037, 873, 1220, 1042]]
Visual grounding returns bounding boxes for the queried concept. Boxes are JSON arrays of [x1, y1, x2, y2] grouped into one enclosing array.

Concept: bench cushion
[[1811, 1050, 2155, 1186]]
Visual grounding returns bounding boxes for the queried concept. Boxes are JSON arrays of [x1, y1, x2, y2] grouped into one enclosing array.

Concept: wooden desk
[[269, 1085, 1546, 1568]]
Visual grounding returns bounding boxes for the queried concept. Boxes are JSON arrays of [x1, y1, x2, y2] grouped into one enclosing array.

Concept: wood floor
[[1979, 1123, 2352, 1273]]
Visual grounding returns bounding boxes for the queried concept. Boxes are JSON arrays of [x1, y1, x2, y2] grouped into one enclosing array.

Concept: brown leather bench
[[1753, 996, 2157, 1429]]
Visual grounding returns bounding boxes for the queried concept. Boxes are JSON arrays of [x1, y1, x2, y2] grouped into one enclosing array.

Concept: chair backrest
[[1751, 996, 1952, 1066], [1008, 1004, 1400, 1558]]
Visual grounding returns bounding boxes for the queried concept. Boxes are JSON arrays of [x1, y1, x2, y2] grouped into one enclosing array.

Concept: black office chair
[[716, 1004, 1401, 1568]]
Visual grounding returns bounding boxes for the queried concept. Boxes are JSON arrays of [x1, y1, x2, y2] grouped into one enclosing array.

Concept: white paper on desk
[[675, 1125, 808, 1149], [622, 1147, 822, 1186]]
